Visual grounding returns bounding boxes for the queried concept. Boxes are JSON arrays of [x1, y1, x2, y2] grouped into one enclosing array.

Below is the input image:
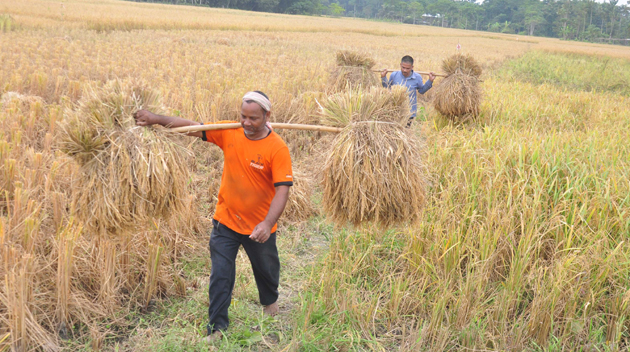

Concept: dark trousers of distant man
[[206, 219, 280, 335]]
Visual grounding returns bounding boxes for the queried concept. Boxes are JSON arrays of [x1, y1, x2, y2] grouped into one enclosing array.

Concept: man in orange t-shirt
[[134, 91, 292, 342]]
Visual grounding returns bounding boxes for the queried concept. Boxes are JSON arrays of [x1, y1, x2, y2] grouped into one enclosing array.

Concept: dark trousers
[[207, 219, 280, 334], [406, 116, 415, 128]]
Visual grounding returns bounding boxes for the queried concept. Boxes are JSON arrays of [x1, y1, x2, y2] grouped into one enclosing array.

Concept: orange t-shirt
[[202, 122, 293, 235]]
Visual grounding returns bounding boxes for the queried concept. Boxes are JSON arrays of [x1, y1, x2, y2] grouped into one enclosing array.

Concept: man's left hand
[[250, 221, 272, 243], [428, 72, 436, 82]]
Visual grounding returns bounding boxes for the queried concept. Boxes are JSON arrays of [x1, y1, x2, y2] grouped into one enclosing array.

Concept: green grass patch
[[300, 76, 630, 350], [92, 218, 334, 351], [497, 50, 630, 95]]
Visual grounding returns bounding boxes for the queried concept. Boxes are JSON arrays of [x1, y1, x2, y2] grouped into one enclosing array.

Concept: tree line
[[130, 0, 630, 44]]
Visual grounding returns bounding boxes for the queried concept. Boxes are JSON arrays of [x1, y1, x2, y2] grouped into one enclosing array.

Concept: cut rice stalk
[[328, 50, 380, 91], [59, 79, 193, 236], [319, 86, 426, 228], [433, 72, 482, 121], [281, 170, 317, 224], [433, 54, 483, 121], [321, 122, 426, 228]]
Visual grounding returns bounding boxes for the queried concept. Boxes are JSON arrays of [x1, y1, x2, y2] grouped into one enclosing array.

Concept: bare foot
[[202, 330, 222, 344], [263, 302, 279, 316]]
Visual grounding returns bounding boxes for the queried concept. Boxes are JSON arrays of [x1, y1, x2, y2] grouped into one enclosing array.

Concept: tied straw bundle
[[62, 77, 425, 233], [319, 85, 426, 228], [168, 86, 427, 228], [60, 79, 192, 236], [328, 50, 380, 91], [280, 169, 317, 225], [433, 53, 483, 121]]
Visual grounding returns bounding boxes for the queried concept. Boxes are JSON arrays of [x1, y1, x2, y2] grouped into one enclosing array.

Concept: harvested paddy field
[[1, 0, 630, 350]]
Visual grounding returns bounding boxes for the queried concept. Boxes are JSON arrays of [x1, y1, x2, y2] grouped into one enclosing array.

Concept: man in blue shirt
[[381, 55, 436, 126]]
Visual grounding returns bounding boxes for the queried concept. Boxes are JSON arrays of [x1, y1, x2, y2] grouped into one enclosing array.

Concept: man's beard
[[243, 123, 266, 136]]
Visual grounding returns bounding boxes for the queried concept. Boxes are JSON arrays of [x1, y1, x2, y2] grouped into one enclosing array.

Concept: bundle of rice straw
[[328, 50, 380, 91], [281, 170, 317, 224], [320, 86, 426, 228], [60, 79, 192, 236], [433, 53, 483, 121], [441, 53, 483, 78]]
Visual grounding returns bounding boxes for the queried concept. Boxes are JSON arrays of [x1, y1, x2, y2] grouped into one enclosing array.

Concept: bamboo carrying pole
[[170, 122, 344, 134], [375, 70, 483, 81], [373, 70, 448, 77]]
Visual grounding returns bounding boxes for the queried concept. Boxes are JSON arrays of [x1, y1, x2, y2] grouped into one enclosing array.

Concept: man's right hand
[[133, 110, 158, 126], [132, 111, 202, 137], [380, 69, 388, 78]]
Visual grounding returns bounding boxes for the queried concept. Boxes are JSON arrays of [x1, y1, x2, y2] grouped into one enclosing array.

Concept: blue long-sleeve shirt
[[382, 71, 433, 117]]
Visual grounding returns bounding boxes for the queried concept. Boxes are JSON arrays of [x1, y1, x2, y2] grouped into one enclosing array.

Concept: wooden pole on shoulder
[[170, 123, 343, 134]]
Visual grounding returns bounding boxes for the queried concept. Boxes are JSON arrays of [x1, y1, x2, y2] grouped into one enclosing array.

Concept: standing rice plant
[[0, 14, 15, 32], [97, 239, 118, 310], [51, 191, 65, 231], [143, 226, 164, 308], [271, 91, 323, 125], [1, 250, 57, 351], [59, 79, 193, 237], [0, 92, 49, 151], [55, 221, 81, 339], [0, 197, 58, 351], [1, 157, 17, 202], [328, 50, 380, 91], [320, 86, 426, 228], [89, 326, 104, 351]]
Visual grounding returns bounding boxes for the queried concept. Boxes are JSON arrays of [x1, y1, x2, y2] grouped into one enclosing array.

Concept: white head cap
[[242, 91, 271, 112]]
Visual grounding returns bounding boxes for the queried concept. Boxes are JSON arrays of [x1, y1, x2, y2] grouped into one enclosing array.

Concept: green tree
[[488, 22, 501, 32], [347, 0, 357, 17], [583, 24, 603, 41], [524, 2, 544, 36], [620, 5, 630, 39], [556, 1, 574, 39], [427, 0, 456, 27], [135, 0, 630, 46], [379, 0, 401, 20], [256, 0, 280, 12], [456, 2, 477, 29], [329, 2, 345, 16], [605, 0, 619, 39], [409, 1, 424, 24], [471, 4, 485, 31], [284, 0, 319, 14]]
